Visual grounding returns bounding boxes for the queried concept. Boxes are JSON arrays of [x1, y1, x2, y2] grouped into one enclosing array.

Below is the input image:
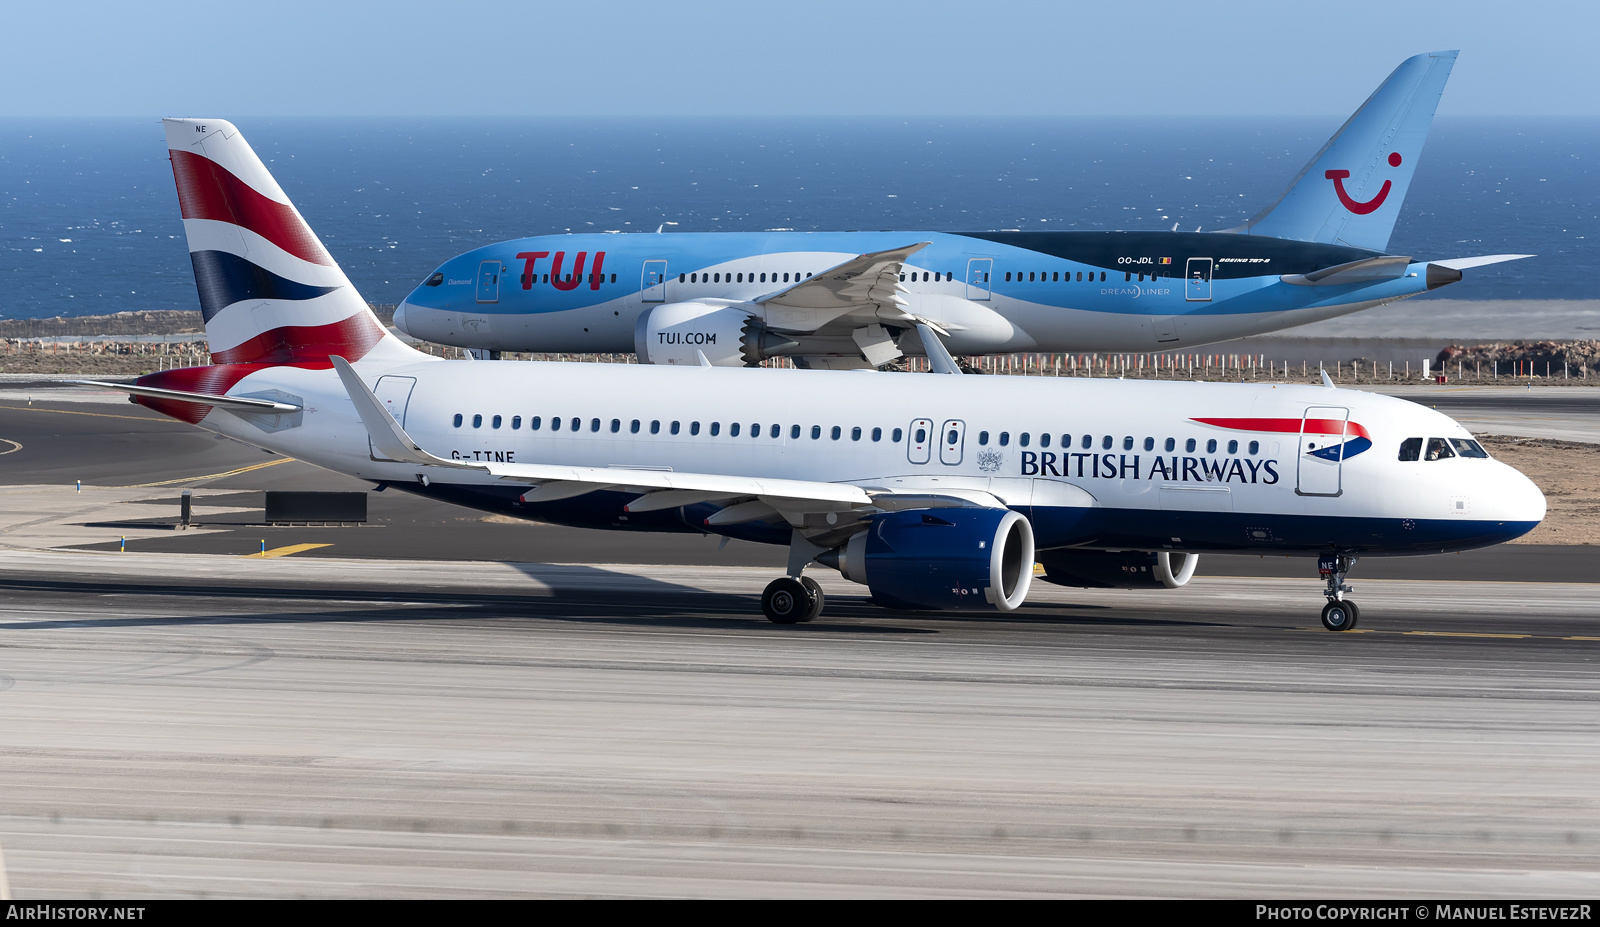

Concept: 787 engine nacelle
[[633, 301, 801, 367]]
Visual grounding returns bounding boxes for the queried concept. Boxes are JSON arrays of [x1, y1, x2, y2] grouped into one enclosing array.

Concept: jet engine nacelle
[[823, 508, 1034, 611], [1036, 549, 1198, 589], [633, 301, 799, 367]]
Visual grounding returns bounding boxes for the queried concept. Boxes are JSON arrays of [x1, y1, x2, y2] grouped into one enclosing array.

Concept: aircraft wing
[[755, 242, 930, 333], [331, 355, 872, 514], [331, 355, 994, 527]]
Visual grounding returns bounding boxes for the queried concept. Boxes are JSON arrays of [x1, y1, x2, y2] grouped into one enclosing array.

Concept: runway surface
[[0, 551, 1597, 898], [1, 385, 1598, 897]]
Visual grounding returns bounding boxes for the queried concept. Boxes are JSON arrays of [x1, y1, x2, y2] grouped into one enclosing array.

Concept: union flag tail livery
[[163, 118, 413, 369], [1225, 50, 1457, 252]]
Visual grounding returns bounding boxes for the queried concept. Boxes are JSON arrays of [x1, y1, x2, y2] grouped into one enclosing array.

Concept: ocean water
[[0, 116, 1594, 321]]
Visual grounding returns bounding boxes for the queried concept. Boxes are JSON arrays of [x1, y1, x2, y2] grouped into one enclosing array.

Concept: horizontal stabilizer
[[1429, 254, 1535, 271], [69, 379, 301, 413], [1281, 255, 1412, 286]]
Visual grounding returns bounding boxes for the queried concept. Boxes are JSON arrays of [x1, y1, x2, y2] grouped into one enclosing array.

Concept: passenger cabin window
[[1424, 437, 1455, 461], [1122, 436, 1134, 451], [1101, 435, 1113, 450], [530, 416, 541, 430], [1081, 435, 1092, 450], [730, 423, 741, 437], [1227, 439, 1238, 454], [690, 421, 700, 435], [710, 422, 720, 436], [892, 428, 903, 442], [999, 432, 1010, 447], [978, 431, 989, 445], [1040, 433, 1051, 448], [872, 427, 882, 442], [791, 424, 800, 439], [1164, 437, 1175, 451], [472, 414, 483, 428], [511, 416, 521, 430], [492, 415, 502, 429], [630, 419, 641, 434], [852, 426, 862, 441], [651, 420, 660, 434], [833, 426, 843, 440], [1248, 440, 1259, 455], [671, 421, 680, 434], [1019, 433, 1030, 447], [570, 417, 580, 431], [812, 425, 822, 440], [1185, 438, 1196, 452], [1206, 439, 1217, 453], [1144, 437, 1154, 451]]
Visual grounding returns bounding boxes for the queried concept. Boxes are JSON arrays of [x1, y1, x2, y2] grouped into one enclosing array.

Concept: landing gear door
[[476, 261, 501, 303], [965, 258, 993, 301], [369, 376, 416, 461], [1185, 257, 1212, 302], [1296, 406, 1349, 497], [939, 419, 966, 465], [907, 418, 934, 464], [642, 260, 668, 302]]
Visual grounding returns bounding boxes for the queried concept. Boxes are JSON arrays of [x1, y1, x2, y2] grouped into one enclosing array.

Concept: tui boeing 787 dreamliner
[[392, 51, 1529, 369]]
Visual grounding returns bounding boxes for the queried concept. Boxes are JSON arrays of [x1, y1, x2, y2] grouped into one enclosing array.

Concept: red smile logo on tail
[[1326, 151, 1402, 215]]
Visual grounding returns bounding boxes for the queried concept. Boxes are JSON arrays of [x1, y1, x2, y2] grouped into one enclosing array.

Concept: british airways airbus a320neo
[[392, 51, 1528, 370], [78, 117, 1545, 632]]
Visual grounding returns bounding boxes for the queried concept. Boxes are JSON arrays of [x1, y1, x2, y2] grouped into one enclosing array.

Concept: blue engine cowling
[[827, 508, 1035, 611]]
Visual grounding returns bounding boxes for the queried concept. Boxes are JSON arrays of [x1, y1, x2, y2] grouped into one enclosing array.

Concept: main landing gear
[[1318, 552, 1359, 631], [762, 576, 824, 624], [762, 531, 828, 624]]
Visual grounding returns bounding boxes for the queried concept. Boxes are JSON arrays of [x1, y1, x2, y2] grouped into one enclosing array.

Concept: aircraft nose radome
[[1488, 461, 1546, 528], [1508, 466, 1547, 525], [391, 301, 413, 337]]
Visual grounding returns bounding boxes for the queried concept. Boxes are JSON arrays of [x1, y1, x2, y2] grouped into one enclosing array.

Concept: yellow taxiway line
[[243, 543, 333, 560]]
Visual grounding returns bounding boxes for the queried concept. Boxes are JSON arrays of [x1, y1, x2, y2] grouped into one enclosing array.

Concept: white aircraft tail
[[162, 118, 416, 367]]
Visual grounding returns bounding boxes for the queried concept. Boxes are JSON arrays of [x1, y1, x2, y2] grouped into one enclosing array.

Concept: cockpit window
[[1450, 438, 1490, 459], [1424, 437, 1455, 461], [425, 272, 444, 287], [1398, 437, 1422, 461]]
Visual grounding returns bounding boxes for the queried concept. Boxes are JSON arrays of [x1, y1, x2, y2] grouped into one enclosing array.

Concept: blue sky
[[5, 0, 1598, 116]]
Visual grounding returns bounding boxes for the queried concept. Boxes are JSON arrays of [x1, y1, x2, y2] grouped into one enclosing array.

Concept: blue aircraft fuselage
[[395, 229, 1456, 359]]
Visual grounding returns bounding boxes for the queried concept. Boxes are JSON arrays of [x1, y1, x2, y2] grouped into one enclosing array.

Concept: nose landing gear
[[1318, 553, 1359, 631]]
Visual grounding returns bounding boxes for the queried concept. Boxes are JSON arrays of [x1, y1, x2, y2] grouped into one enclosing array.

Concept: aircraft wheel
[[1321, 599, 1359, 632], [799, 576, 825, 622], [763, 577, 815, 625]]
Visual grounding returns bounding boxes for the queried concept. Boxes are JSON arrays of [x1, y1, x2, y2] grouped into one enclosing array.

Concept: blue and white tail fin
[[162, 118, 416, 367], [1225, 51, 1457, 252]]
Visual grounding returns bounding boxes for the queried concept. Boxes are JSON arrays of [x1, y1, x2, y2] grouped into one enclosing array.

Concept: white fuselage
[[190, 357, 1544, 555]]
